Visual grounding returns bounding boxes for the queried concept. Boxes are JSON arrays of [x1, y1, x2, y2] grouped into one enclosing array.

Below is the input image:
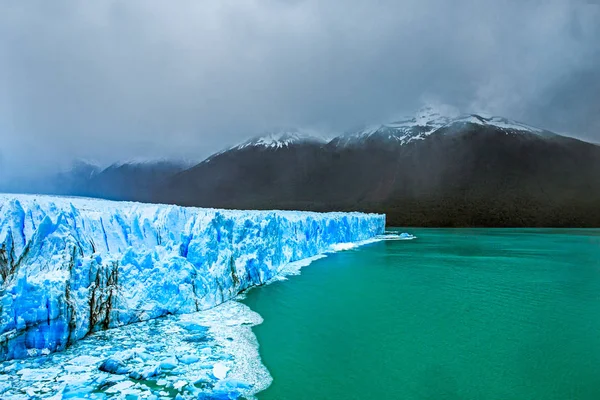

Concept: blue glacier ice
[[0, 194, 385, 361]]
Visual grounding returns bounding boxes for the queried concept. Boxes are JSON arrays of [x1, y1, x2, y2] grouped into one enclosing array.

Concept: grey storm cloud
[[1, 0, 599, 180]]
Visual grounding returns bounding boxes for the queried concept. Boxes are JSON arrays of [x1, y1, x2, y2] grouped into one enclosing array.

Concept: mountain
[[74, 160, 187, 201], [332, 106, 453, 147], [7, 109, 600, 227], [3, 160, 186, 202], [227, 128, 326, 151], [155, 109, 600, 227], [163, 129, 328, 208]]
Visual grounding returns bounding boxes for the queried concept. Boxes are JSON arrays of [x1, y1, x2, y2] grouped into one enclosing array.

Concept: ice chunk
[[179, 322, 209, 333], [173, 380, 188, 390], [213, 363, 230, 380], [105, 380, 134, 393], [398, 232, 416, 240], [159, 356, 179, 370], [99, 358, 130, 375], [69, 355, 102, 366], [17, 367, 61, 381], [216, 379, 252, 390], [179, 355, 200, 364]]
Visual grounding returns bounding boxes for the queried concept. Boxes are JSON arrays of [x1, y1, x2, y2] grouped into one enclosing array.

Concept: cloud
[[0, 0, 599, 180]]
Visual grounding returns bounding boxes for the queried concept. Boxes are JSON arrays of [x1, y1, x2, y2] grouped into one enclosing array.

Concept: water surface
[[243, 229, 600, 399]]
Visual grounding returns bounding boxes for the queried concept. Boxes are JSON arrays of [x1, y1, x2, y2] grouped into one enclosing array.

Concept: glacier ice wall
[[0, 194, 384, 360]]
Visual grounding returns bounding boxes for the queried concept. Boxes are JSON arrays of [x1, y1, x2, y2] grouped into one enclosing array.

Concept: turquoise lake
[[243, 229, 600, 399]]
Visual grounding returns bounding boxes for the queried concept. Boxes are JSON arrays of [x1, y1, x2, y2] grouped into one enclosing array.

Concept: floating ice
[[0, 301, 271, 399], [213, 363, 229, 380], [392, 232, 417, 240]]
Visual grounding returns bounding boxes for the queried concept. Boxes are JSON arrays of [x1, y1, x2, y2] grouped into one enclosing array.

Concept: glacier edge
[[0, 194, 384, 360]]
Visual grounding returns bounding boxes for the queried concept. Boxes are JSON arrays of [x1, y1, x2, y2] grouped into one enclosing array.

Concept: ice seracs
[[0, 194, 384, 361]]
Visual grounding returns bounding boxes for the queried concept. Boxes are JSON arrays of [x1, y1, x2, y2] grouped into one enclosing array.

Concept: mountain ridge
[[3, 108, 599, 227], [210, 108, 558, 151], [154, 109, 600, 227]]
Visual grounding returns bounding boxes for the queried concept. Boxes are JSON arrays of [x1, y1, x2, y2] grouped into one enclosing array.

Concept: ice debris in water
[[0, 301, 270, 399]]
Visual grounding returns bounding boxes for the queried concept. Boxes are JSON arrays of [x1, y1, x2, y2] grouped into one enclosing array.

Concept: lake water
[[243, 229, 600, 399]]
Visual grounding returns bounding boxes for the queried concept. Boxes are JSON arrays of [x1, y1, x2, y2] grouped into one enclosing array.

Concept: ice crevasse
[[0, 194, 384, 360]]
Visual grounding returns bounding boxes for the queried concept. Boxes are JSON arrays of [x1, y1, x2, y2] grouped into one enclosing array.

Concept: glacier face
[[0, 194, 384, 361]]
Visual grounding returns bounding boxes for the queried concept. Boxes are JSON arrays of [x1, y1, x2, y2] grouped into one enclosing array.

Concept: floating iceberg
[[0, 194, 385, 361]]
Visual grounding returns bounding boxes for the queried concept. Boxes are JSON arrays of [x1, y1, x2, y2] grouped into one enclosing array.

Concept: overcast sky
[[1, 0, 599, 180]]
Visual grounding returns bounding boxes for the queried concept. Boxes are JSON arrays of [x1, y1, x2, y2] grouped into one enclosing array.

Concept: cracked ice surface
[[0, 301, 270, 399], [0, 194, 384, 360]]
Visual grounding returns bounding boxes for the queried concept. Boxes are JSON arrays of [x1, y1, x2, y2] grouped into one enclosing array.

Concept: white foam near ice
[[268, 232, 415, 281], [329, 233, 416, 251]]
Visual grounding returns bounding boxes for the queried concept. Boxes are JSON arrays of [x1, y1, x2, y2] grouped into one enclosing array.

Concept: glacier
[[0, 194, 385, 362]]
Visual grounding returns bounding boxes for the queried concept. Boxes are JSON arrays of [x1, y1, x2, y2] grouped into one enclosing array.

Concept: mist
[[1, 0, 599, 182]]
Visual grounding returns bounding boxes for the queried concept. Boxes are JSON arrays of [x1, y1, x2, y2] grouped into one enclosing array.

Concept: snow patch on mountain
[[448, 114, 548, 135], [106, 158, 191, 169], [233, 129, 327, 150], [335, 106, 553, 147], [336, 106, 457, 146]]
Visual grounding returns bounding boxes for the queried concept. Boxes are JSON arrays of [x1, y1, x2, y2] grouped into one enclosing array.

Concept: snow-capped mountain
[[333, 107, 554, 147], [334, 106, 453, 147], [202, 129, 327, 165], [232, 129, 327, 150], [210, 106, 552, 154], [153, 109, 600, 227]]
